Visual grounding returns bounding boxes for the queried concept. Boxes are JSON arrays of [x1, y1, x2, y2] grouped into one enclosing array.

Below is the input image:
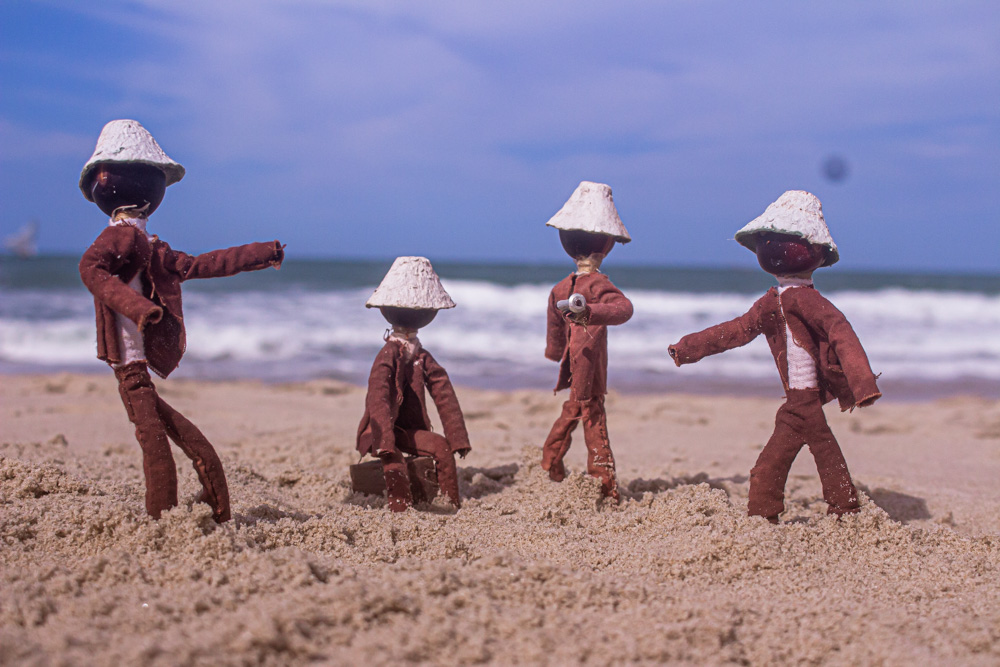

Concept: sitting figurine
[[669, 190, 881, 523], [78, 119, 284, 522], [541, 181, 634, 501], [356, 256, 471, 512]]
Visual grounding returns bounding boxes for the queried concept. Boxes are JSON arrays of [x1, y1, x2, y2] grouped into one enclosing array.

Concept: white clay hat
[[734, 190, 839, 266], [546, 181, 631, 243], [79, 119, 186, 200], [366, 256, 457, 310]]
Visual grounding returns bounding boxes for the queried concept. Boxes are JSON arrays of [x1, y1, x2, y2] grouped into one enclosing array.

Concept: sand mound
[[2, 442, 998, 666], [3, 375, 999, 665]]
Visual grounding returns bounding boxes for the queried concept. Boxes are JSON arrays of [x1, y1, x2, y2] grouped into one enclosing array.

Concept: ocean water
[[2, 256, 999, 399]]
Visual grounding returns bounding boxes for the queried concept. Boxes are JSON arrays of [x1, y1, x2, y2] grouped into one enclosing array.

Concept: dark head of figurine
[[88, 163, 167, 217], [559, 229, 615, 261], [379, 306, 438, 332], [754, 232, 828, 277]]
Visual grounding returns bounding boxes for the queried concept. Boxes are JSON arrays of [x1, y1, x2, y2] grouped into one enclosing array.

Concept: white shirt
[[777, 276, 818, 390], [109, 216, 151, 366]]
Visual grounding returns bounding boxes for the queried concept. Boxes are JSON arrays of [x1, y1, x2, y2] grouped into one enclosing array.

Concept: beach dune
[[2, 373, 999, 665]]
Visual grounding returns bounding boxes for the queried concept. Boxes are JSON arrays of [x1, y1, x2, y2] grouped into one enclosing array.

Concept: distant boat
[[3, 220, 38, 257]]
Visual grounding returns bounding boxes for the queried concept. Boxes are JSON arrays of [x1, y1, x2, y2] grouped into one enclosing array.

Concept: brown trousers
[[380, 429, 461, 512], [749, 389, 860, 520], [541, 397, 619, 500], [114, 361, 231, 522]]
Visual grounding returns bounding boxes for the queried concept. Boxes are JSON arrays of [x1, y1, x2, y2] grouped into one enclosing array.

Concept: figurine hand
[[564, 306, 590, 324], [454, 446, 471, 459], [271, 242, 286, 268], [668, 345, 681, 367]]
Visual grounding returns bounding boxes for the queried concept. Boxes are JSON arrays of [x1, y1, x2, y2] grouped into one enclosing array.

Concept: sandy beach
[[2, 373, 999, 665]]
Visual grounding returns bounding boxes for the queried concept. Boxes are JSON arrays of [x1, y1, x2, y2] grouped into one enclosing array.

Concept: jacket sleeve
[[797, 291, 881, 407], [365, 347, 399, 456], [584, 279, 633, 327], [167, 240, 284, 281], [669, 294, 768, 365], [363, 346, 400, 455], [545, 289, 567, 362], [423, 351, 471, 454], [79, 227, 163, 330]]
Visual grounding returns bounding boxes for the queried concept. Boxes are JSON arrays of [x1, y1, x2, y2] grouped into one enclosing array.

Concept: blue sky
[[1, 1, 998, 272]]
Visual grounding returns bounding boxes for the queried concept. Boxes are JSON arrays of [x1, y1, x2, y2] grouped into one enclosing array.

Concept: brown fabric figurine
[[77, 119, 284, 523], [542, 181, 634, 501], [356, 256, 471, 512], [669, 190, 881, 523]]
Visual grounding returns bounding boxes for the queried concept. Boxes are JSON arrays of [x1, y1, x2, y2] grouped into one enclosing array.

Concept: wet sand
[[2, 373, 999, 665]]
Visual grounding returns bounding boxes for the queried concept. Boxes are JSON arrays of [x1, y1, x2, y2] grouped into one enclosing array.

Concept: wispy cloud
[[2, 1, 998, 268]]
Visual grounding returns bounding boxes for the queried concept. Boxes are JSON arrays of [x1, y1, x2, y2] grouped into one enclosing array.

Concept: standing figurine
[[542, 181, 634, 501], [78, 120, 284, 523], [669, 191, 880, 523], [356, 257, 471, 512]]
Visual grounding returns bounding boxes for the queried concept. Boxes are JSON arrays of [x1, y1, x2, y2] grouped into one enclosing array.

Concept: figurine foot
[[386, 497, 411, 512], [546, 460, 566, 482], [197, 489, 231, 523], [382, 461, 414, 512]]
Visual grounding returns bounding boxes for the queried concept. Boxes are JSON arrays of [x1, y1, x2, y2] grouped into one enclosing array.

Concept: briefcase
[[349, 456, 440, 503]]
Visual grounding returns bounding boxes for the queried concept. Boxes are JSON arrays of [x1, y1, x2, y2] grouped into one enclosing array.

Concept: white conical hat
[[546, 181, 631, 243], [734, 190, 839, 266], [366, 257, 456, 310], [79, 119, 185, 200]]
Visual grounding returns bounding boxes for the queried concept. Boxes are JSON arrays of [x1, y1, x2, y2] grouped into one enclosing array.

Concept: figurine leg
[[800, 397, 860, 516], [408, 430, 461, 508], [114, 362, 178, 519], [749, 389, 860, 520], [582, 397, 619, 501], [379, 451, 413, 512], [541, 400, 582, 481], [155, 399, 232, 523], [748, 395, 807, 520]]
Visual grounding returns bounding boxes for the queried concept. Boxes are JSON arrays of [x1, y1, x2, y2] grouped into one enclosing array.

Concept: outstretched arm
[[669, 293, 769, 366], [79, 226, 162, 329], [424, 351, 471, 456], [169, 240, 284, 281]]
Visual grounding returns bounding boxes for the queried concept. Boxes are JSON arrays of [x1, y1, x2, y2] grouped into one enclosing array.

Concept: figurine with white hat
[[541, 181, 634, 501], [354, 256, 471, 512], [78, 119, 285, 523], [669, 190, 881, 523]]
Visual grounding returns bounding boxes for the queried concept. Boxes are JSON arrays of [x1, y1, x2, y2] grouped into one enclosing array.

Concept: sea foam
[[3, 264, 999, 394]]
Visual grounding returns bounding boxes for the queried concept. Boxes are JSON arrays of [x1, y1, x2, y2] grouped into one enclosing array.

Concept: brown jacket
[[670, 286, 881, 411], [357, 340, 471, 457], [546, 272, 634, 400], [79, 223, 283, 378]]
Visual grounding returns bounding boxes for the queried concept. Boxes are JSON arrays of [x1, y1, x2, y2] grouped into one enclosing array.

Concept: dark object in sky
[[822, 155, 850, 183]]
